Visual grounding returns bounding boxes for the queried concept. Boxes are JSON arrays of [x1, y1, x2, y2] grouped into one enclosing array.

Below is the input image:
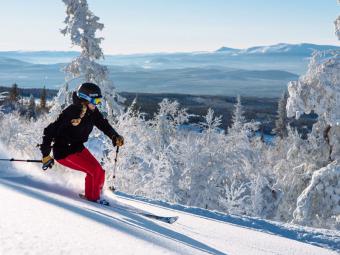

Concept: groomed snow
[[0, 145, 339, 255]]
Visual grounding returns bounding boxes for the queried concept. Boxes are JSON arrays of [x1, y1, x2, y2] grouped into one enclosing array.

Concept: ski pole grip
[[42, 158, 54, 171]]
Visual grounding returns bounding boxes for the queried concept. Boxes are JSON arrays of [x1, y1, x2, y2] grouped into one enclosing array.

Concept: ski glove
[[42, 155, 54, 170], [112, 135, 124, 147]]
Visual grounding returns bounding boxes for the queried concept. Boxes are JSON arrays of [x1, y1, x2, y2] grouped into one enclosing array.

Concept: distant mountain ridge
[[0, 43, 338, 74], [1, 43, 338, 60], [0, 43, 335, 97], [0, 55, 297, 97], [0, 57, 32, 67], [216, 43, 340, 55], [0, 50, 80, 58]]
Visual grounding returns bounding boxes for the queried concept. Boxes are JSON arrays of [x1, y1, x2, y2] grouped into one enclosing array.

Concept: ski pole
[[109, 146, 119, 191], [0, 158, 42, 163]]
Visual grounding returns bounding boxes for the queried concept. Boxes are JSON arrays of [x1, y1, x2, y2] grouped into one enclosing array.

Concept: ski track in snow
[[114, 191, 340, 252], [0, 146, 339, 255]]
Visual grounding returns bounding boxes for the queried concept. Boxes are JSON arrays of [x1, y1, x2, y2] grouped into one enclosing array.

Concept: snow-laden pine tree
[[27, 94, 36, 120], [39, 86, 47, 112], [229, 95, 246, 134], [274, 92, 288, 139], [335, 0, 340, 40], [50, 0, 124, 119], [285, 6, 340, 229], [8, 83, 20, 111], [9, 83, 19, 103], [217, 96, 278, 217]]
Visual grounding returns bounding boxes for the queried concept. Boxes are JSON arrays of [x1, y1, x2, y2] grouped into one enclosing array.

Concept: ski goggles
[[77, 92, 103, 105]]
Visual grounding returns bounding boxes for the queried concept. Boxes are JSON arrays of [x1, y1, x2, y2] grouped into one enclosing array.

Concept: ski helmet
[[77, 82, 102, 105]]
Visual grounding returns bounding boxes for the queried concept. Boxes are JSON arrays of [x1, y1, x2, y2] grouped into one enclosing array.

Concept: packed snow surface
[[0, 145, 339, 255]]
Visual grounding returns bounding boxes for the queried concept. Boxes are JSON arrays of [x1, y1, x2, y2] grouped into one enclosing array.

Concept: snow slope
[[0, 146, 339, 255]]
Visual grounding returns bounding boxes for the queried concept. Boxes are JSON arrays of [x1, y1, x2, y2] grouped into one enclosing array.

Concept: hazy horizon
[[0, 42, 339, 56]]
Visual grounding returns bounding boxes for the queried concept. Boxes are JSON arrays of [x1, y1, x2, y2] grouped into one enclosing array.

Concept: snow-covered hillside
[[0, 144, 339, 255]]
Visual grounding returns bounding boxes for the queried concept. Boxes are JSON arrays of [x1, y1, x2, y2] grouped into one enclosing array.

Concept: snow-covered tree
[[103, 99, 190, 203], [181, 108, 225, 209], [287, 4, 340, 131], [27, 94, 36, 120], [271, 51, 340, 226], [293, 162, 340, 229], [49, 81, 73, 120], [229, 95, 246, 133], [9, 83, 19, 103], [199, 108, 222, 144], [284, 6, 340, 228], [146, 99, 191, 201], [39, 86, 47, 111], [59, 0, 123, 116], [150, 99, 190, 148], [268, 127, 314, 222], [335, 0, 340, 40], [219, 179, 250, 215], [274, 92, 288, 139], [287, 51, 340, 126], [217, 97, 277, 217], [287, 51, 340, 162]]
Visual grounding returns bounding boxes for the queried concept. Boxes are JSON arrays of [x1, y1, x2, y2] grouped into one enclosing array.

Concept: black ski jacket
[[40, 92, 119, 160]]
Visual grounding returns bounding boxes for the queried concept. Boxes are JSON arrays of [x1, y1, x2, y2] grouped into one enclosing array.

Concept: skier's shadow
[[0, 176, 226, 255]]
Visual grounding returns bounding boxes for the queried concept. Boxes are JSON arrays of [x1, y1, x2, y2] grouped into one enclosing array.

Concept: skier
[[40, 82, 124, 203]]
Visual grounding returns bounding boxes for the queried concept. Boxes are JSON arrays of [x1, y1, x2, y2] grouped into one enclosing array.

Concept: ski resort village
[[0, 0, 339, 254]]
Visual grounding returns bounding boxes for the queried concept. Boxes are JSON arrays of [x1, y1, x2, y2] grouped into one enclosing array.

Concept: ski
[[79, 194, 110, 206], [79, 194, 178, 224], [133, 212, 178, 224]]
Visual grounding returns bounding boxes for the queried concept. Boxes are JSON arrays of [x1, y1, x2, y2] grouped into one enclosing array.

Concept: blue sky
[[0, 0, 339, 54]]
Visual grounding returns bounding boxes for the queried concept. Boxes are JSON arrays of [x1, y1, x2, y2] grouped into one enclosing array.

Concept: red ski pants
[[57, 148, 105, 201]]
